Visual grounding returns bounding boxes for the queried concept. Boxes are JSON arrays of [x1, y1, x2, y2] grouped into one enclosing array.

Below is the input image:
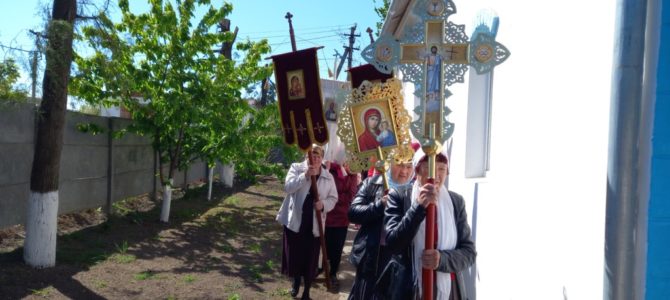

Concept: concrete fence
[[0, 102, 213, 229]]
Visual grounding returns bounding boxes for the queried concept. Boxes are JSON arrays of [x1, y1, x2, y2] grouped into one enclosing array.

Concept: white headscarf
[[411, 148, 457, 299]]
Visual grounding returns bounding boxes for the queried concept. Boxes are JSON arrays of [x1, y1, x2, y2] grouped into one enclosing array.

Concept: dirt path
[[0, 176, 357, 300]]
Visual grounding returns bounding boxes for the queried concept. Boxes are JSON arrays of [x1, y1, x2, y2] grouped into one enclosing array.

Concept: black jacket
[[348, 175, 386, 277], [383, 185, 476, 300]]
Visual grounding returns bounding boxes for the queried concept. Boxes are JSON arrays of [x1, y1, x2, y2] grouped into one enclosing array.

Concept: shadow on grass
[[0, 178, 286, 299]]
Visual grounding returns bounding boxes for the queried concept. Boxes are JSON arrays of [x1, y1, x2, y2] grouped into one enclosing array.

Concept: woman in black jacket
[[347, 160, 413, 300], [382, 149, 476, 300]]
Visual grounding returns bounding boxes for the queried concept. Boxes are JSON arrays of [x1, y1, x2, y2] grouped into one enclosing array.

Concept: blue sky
[[0, 0, 381, 89]]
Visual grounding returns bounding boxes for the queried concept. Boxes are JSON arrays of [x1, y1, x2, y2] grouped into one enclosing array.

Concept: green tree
[[373, 0, 391, 36], [72, 0, 272, 222], [0, 59, 28, 101]]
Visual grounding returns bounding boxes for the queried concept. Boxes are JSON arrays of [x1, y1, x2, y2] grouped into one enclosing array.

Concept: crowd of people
[[276, 144, 476, 300]]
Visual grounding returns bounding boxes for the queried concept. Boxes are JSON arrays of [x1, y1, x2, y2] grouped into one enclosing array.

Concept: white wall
[[441, 0, 616, 299]]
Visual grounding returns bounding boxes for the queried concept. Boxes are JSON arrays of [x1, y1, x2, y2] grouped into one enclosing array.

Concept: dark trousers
[[325, 226, 348, 276]]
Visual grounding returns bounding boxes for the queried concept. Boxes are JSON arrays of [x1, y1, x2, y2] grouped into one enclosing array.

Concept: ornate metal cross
[[360, 0, 510, 145], [399, 18, 468, 139]]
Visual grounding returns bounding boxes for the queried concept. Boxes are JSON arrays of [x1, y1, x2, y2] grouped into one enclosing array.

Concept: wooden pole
[[307, 149, 331, 289], [421, 124, 441, 300], [285, 12, 297, 52]]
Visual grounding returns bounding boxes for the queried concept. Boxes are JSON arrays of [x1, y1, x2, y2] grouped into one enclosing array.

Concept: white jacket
[[276, 161, 338, 237]]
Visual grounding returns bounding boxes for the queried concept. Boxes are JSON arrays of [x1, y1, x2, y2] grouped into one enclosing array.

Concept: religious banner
[[271, 47, 328, 151], [348, 64, 394, 89], [320, 79, 350, 163], [336, 78, 414, 173]]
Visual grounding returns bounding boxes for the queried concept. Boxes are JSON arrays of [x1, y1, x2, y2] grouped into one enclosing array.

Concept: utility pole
[[366, 27, 375, 44], [343, 24, 360, 72], [285, 12, 297, 52]]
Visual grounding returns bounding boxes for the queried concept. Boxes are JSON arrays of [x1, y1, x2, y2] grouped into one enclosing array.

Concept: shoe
[[290, 277, 300, 297], [290, 286, 299, 298]]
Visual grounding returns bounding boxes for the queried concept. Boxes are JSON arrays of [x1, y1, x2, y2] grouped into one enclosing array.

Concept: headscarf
[[385, 163, 414, 189]]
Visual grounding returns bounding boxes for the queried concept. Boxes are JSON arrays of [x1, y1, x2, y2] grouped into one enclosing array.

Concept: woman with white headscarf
[[347, 153, 415, 300], [379, 149, 476, 300]]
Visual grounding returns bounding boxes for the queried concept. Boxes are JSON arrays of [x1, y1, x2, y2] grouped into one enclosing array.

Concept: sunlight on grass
[[94, 280, 107, 289], [227, 293, 241, 300], [111, 253, 136, 264], [223, 195, 241, 206], [271, 287, 291, 297], [30, 287, 52, 297], [183, 274, 196, 283]]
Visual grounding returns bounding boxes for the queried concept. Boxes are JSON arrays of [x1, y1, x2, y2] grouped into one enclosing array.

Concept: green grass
[[111, 253, 136, 264], [223, 195, 242, 206], [94, 280, 107, 289], [249, 243, 261, 254], [227, 294, 241, 300], [110, 240, 136, 263], [30, 287, 52, 297], [247, 264, 263, 282], [115, 240, 129, 253], [183, 274, 196, 283], [218, 243, 234, 253], [270, 287, 292, 297], [265, 259, 276, 271], [134, 270, 157, 281]]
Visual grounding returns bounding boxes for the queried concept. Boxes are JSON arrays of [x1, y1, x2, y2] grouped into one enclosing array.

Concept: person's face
[[330, 102, 335, 109], [291, 77, 300, 89], [431, 47, 437, 54], [379, 122, 387, 130], [307, 149, 323, 168], [416, 160, 448, 187], [390, 162, 413, 185], [367, 115, 380, 129]]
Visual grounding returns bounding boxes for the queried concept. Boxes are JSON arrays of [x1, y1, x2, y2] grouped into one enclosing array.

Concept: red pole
[[423, 178, 436, 300], [308, 150, 332, 289], [422, 124, 440, 300]]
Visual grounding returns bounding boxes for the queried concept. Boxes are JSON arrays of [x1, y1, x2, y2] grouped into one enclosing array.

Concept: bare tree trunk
[[24, 0, 76, 269]]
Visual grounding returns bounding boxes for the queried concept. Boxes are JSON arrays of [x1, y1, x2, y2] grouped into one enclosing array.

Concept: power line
[[0, 43, 35, 53], [244, 28, 346, 40], [241, 23, 354, 35]]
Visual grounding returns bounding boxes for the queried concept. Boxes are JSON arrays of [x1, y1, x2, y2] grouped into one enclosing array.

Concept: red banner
[[348, 64, 394, 89], [272, 48, 328, 151]]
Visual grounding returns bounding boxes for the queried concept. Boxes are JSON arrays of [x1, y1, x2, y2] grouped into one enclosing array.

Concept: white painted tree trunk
[[222, 163, 234, 188], [24, 191, 59, 268], [160, 179, 173, 223], [207, 166, 214, 201]]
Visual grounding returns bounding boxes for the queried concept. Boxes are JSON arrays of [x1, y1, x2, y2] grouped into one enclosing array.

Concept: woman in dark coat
[[347, 159, 414, 300], [382, 149, 476, 300]]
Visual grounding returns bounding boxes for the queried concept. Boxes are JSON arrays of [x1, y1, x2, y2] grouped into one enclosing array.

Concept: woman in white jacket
[[277, 145, 338, 299]]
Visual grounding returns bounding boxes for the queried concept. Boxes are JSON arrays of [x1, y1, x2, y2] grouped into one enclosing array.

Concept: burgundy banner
[[348, 64, 394, 89], [272, 48, 328, 151]]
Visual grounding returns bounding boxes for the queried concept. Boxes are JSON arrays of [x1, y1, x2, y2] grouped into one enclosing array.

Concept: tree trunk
[[24, 0, 76, 268], [160, 179, 173, 223]]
